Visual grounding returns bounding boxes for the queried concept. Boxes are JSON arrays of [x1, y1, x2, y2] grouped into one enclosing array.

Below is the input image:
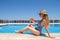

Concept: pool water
[[0, 24, 60, 33]]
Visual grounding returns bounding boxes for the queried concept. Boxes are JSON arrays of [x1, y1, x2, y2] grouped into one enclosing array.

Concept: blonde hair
[[43, 14, 49, 27]]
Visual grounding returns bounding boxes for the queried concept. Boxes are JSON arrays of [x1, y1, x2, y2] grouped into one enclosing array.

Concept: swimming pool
[[0, 23, 60, 33]]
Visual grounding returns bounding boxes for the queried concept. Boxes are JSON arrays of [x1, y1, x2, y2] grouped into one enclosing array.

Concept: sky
[[0, 0, 60, 20]]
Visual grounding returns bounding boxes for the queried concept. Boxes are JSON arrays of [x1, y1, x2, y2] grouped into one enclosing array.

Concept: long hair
[[43, 14, 49, 26]]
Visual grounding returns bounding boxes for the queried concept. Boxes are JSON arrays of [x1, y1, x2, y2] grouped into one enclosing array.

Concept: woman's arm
[[41, 19, 51, 37], [30, 20, 37, 24], [41, 20, 51, 37], [41, 19, 55, 38], [45, 27, 51, 37], [45, 27, 55, 39]]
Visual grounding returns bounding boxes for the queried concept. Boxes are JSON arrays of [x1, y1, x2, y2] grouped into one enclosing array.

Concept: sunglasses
[[39, 13, 43, 15]]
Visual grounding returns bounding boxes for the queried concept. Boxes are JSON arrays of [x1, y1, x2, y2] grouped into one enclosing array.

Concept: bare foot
[[15, 30, 23, 33]]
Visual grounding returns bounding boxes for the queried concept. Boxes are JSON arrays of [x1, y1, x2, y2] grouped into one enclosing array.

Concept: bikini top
[[37, 19, 43, 27]]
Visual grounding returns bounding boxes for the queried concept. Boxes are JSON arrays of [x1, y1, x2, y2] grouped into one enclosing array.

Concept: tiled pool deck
[[0, 33, 60, 40]]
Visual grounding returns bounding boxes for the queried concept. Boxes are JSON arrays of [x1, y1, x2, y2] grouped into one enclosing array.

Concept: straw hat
[[40, 9, 46, 14]]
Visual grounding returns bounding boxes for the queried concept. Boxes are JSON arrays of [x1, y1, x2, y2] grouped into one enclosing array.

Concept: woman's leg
[[16, 25, 40, 36], [27, 26, 40, 36], [16, 25, 31, 32]]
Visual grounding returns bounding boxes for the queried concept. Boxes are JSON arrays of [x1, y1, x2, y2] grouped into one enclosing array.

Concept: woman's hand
[[28, 24, 35, 28], [49, 36, 55, 39], [45, 27, 55, 39]]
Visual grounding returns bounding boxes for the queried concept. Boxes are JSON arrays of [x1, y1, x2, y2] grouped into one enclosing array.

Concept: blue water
[[0, 24, 60, 33]]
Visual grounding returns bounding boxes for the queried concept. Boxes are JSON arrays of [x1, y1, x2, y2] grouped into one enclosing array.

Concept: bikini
[[35, 20, 46, 36], [35, 20, 43, 33]]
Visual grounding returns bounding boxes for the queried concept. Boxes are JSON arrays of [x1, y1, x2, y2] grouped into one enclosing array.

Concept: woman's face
[[39, 14, 44, 18]]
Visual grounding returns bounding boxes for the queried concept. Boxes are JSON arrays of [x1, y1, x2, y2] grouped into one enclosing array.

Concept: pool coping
[[0, 23, 60, 25]]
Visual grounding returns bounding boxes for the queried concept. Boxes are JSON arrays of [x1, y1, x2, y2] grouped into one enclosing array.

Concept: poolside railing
[[0, 19, 60, 23]]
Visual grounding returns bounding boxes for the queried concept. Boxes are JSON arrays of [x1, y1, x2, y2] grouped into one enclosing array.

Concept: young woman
[[16, 10, 54, 38]]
